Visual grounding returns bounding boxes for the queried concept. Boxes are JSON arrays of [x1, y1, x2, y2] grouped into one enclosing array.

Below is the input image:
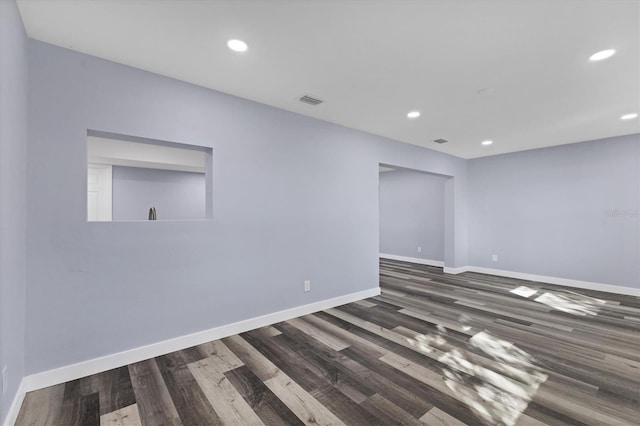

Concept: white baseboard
[[443, 266, 470, 274], [379, 253, 444, 268], [2, 378, 26, 426], [466, 266, 639, 296], [24, 287, 380, 393], [380, 255, 637, 296]]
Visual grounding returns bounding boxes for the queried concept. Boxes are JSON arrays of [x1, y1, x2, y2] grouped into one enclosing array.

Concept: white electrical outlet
[[417, 246, 422, 253], [492, 254, 498, 262], [304, 280, 311, 292], [2, 366, 7, 394]]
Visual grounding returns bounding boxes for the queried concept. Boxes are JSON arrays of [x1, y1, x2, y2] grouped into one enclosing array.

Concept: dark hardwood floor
[[16, 259, 640, 425]]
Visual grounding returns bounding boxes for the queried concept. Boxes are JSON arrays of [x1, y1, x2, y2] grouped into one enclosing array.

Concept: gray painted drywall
[[0, 0, 28, 421], [11, 21, 637, 387], [112, 166, 206, 221], [379, 170, 446, 261], [26, 41, 469, 374], [469, 134, 640, 288]]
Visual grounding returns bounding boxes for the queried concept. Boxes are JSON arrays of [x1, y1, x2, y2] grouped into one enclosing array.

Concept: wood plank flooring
[[16, 259, 640, 425]]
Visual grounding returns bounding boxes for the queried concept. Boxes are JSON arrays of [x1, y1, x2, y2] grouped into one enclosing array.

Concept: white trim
[[443, 266, 470, 275], [379, 253, 444, 268], [2, 378, 26, 426], [23, 287, 380, 393], [380, 255, 638, 296], [466, 266, 639, 297]]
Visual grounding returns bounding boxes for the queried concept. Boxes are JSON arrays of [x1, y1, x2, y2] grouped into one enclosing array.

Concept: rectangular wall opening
[[87, 130, 212, 222]]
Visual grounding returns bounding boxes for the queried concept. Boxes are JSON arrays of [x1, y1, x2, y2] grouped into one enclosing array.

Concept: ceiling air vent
[[433, 139, 448, 144], [299, 94, 324, 106]]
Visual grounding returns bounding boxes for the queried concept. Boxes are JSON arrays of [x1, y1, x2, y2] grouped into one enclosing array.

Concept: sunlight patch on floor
[[511, 285, 605, 317], [440, 331, 547, 426], [408, 324, 547, 426], [534, 291, 604, 316], [510, 286, 538, 298]]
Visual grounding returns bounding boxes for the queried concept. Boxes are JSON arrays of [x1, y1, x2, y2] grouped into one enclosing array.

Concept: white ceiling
[[17, 0, 640, 159]]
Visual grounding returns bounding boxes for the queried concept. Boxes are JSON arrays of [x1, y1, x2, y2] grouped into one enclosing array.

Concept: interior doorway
[[378, 164, 450, 270], [87, 163, 113, 221]]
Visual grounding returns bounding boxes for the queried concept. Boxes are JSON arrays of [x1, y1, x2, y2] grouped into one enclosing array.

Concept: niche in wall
[[87, 131, 212, 222]]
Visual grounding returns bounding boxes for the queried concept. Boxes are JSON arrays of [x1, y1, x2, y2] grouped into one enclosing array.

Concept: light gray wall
[[0, 0, 28, 421], [26, 41, 469, 374], [469, 134, 640, 289], [112, 166, 206, 221], [379, 170, 446, 261], [14, 23, 637, 386]]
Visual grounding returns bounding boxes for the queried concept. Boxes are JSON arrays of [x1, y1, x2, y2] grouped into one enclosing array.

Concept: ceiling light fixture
[[227, 39, 248, 52], [481, 140, 493, 146], [621, 113, 638, 120], [589, 49, 615, 61], [407, 111, 421, 119]]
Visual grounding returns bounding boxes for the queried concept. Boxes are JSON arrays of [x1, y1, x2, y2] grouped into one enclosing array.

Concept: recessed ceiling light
[[621, 113, 638, 120], [227, 39, 248, 52], [481, 140, 493, 146], [589, 49, 615, 61], [407, 111, 420, 119]]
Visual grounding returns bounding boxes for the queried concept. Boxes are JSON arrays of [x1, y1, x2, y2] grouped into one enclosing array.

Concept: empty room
[[1, 0, 638, 425]]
